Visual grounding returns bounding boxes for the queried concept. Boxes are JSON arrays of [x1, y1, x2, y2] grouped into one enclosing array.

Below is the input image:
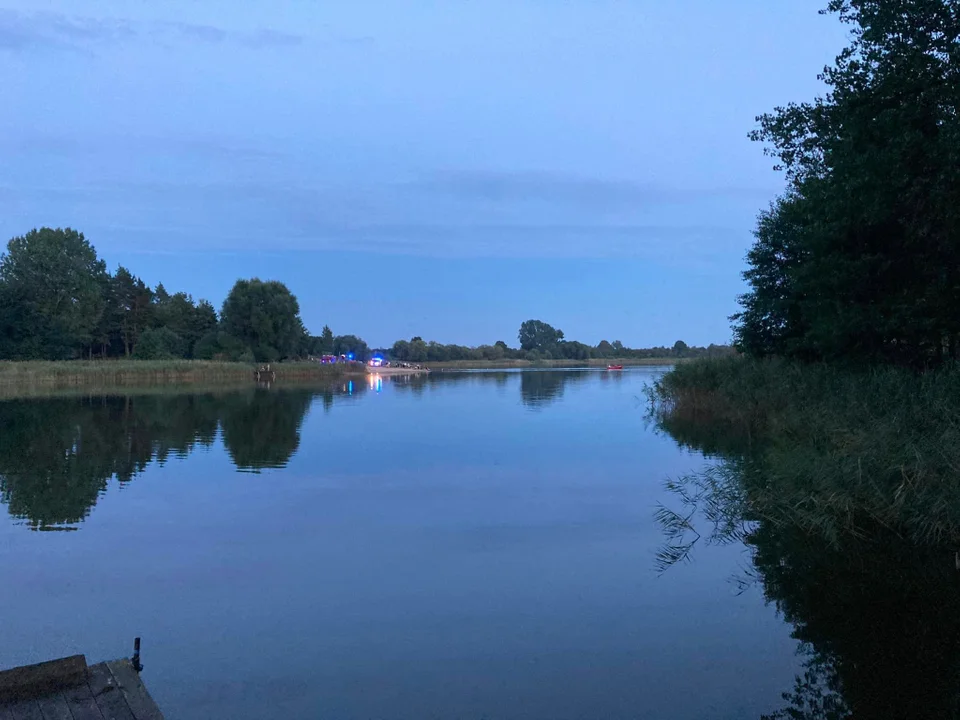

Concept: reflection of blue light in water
[[348, 380, 353, 395], [376, 377, 382, 393]]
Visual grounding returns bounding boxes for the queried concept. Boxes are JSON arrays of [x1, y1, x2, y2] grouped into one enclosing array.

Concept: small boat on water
[[607, 364, 624, 371]]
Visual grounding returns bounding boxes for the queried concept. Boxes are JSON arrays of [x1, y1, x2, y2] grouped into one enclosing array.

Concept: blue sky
[[0, 1, 848, 347]]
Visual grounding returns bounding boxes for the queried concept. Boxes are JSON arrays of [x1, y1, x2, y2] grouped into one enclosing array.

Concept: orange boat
[[606, 364, 624, 371]]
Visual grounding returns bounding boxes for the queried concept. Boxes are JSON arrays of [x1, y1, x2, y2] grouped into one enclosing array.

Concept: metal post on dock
[[132, 637, 143, 673]]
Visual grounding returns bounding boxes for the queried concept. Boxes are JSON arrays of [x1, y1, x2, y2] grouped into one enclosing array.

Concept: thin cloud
[[412, 170, 778, 211], [0, 10, 304, 53]]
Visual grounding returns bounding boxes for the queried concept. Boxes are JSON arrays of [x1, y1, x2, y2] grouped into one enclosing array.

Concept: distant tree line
[[0, 228, 369, 363], [388, 319, 732, 363], [0, 229, 729, 365]]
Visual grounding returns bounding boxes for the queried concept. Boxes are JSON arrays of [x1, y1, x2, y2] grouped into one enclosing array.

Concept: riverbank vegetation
[[0, 359, 352, 393], [0, 228, 730, 369], [649, 5, 960, 714]]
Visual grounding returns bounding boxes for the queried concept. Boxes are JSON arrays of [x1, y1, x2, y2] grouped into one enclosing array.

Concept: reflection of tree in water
[[0, 386, 347, 530], [0, 395, 219, 530], [219, 389, 313, 472], [653, 424, 960, 718], [520, 370, 588, 409]]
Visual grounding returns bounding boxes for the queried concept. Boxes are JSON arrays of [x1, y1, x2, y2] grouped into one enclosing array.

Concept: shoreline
[[422, 357, 679, 370], [0, 360, 365, 394]]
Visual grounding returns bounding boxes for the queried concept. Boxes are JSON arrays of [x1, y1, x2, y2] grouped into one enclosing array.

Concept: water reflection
[[652, 411, 960, 718], [0, 387, 339, 530], [519, 370, 590, 409], [220, 389, 315, 472], [0, 370, 600, 531]]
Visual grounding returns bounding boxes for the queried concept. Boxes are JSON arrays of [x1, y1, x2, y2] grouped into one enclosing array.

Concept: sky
[[0, 1, 850, 348]]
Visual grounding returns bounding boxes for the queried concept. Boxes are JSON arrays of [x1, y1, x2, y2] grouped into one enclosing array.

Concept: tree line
[[734, 0, 960, 368], [388, 319, 732, 363], [0, 227, 370, 363], [0, 228, 729, 364]]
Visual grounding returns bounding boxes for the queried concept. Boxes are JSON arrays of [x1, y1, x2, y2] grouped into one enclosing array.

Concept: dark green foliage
[[153, 291, 217, 359], [736, 0, 960, 367], [0, 227, 240, 362], [133, 327, 183, 360], [0, 228, 107, 360], [518, 319, 564, 352], [112, 266, 154, 356], [219, 278, 305, 362]]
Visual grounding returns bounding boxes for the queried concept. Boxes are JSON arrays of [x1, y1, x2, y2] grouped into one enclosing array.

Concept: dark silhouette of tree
[[0, 228, 106, 359], [735, 0, 960, 367], [518, 319, 564, 352], [219, 278, 305, 362]]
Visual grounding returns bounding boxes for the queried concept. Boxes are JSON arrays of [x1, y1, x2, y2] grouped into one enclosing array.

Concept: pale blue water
[[0, 369, 798, 719]]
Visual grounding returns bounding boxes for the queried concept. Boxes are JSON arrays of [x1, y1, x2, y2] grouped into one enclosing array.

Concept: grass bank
[[424, 357, 678, 370], [649, 356, 960, 545], [0, 360, 362, 395]]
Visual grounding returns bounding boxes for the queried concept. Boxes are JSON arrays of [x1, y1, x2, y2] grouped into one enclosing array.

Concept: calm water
[[0, 369, 799, 719]]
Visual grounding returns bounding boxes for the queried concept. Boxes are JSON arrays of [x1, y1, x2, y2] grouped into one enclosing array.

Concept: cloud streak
[[0, 9, 303, 52]]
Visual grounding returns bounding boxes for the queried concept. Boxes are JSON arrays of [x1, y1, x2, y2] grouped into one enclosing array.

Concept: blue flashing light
[[347, 353, 355, 361]]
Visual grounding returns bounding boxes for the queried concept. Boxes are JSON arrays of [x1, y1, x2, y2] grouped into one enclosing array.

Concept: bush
[[133, 328, 183, 360], [192, 330, 221, 360]]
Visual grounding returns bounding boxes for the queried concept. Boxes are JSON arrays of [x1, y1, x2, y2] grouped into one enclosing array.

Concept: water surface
[[0, 369, 798, 719]]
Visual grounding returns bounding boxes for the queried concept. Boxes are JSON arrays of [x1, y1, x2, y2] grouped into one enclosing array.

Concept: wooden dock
[[0, 650, 163, 720]]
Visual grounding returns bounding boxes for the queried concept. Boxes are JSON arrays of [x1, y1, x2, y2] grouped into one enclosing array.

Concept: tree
[[219, 279, 304, 362], [153, 291, 217, 358], [0, 228, 106, 359], [672, 340, 689, 358], [596, 340, 614, 358], [391, 339, 410, 361], [735, 0, 960, 367], [112, 266, 154, 356], [319, 325, 334, 354], [133, 327, 182, 360], [332, 334, 370, 361], [519, 320, 564, 352], [405, 337, 427, 362]]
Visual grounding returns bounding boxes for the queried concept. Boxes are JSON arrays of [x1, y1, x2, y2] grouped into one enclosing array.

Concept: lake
[[0, 369, 799, 719]]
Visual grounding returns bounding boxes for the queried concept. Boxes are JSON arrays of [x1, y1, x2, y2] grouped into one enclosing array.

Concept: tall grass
[[0, 360, 355, 394], [649, 357, 960, 546]]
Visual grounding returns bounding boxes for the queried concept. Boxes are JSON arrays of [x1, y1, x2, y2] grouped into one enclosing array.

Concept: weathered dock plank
[[0, 657, 86, 703], [35, 695, 71, 720], [7, 700, 43, 720], [104, 662, 163, 720], [61, 683, 105, 720], [86, 665, 135, 720], [1, 649, 162, 720]]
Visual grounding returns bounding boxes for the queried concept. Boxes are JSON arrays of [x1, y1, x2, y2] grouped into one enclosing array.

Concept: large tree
[[0, 228, 106, 359], [735, 0, 960, 367], [219, 279, 304, 362], [518, 319, 564, 352]]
